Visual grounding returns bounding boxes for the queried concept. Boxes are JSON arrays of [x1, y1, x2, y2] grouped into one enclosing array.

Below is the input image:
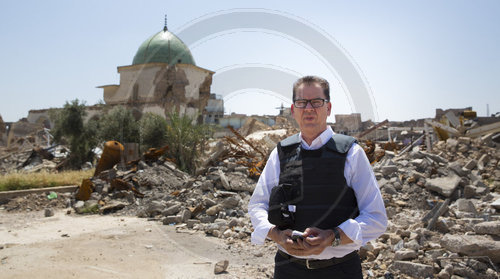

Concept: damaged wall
[[334, 113, 362, 135], [101, 63, 214, 121]]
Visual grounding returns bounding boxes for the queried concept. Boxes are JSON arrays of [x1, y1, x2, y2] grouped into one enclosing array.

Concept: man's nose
[[305, 101, 315, 109]]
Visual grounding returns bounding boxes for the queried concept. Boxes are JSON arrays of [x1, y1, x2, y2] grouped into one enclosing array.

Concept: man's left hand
[[295, 227, 335, 255]]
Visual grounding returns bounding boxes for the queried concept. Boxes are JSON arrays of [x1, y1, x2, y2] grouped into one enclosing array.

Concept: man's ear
[[327, 102, 332, 116], [291, 104, 295, 116]]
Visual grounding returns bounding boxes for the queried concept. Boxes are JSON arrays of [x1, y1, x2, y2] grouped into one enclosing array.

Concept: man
[[248, 76, 387, 278]]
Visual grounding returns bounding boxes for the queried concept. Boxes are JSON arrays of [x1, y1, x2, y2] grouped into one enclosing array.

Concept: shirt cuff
[[251, 222, 274, 245], [338, 219, 362, 246]]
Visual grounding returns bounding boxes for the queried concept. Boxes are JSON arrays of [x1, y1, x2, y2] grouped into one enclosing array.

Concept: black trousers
[[273, 251, 363, 279]]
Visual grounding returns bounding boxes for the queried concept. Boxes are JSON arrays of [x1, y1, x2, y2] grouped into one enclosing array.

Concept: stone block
[[464, 185, 477, 199], [392, 261, 434, 278], [162, 215, 178, 225], [456, 199, 477, 213], [382, 165, 398, 176], [394, 249, 417, 260], [206, 205, 222, 216], [179, 209, 191, 222], [425, 175, 461, 197], [218, 169, 231, 190], [464, 159, 477, 170], [383, 184, 398, 195], [222, 196, 240, 209], [474, 221, 500, 236], [146, 200, 165, 216], [162, 204, 182, 216], [186, 219, 200, 228], [441, 234, 500, 263], [491, 198, 500, 210]]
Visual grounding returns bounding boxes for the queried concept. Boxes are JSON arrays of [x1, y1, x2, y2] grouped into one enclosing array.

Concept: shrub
[[98, 106, 140, 143], [139, 112, 168, 150], [165, 112, 212, 173], [50, 99, 98, 169]]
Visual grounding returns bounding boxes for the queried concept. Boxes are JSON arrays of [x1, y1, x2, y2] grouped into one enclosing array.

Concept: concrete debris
[[238, 117, 271, 137], [44, 207, 54, 217], [474, 221, 500, 236], [440, 234, 500, 263], [368, 128, 500, 278], [214, 259, 229, 274], [391, 261, 434, 278], [425, 175, 461, 197], [1, 111, 499, 279]]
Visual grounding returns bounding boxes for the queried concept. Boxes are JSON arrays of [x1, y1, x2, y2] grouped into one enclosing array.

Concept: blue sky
[[1, 0, 499, 122]]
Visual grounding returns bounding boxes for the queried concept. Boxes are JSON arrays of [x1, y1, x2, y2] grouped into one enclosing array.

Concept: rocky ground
[[1, 131, 500, 278]]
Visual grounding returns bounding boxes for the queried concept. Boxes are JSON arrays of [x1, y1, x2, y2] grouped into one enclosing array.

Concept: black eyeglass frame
[[293, 98, 329, 108]]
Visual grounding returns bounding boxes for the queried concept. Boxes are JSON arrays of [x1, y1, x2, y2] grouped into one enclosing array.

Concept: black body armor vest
[[268, 133, 360, 231]]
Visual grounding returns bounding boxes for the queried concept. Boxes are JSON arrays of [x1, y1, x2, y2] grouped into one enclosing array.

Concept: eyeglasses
[[293, 98, 329, 108]]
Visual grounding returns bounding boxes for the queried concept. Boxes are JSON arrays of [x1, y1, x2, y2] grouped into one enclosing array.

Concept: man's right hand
[[267, 226, 307, 254]]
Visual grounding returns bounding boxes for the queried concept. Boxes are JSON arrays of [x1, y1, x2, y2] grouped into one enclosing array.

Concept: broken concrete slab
[[394, 249, 417, 260], [440, 234, 500, 263], [100, 201, 127, 214], [474, 221, 500, 236], [491, 198, 500, 210], [218, 169, 231, 190], [425, 175, 461, 197], [391, 261, 434, 278], [456, 199, 477, 213], [464, 159, 477, 170], [381, 165, 398, 176]]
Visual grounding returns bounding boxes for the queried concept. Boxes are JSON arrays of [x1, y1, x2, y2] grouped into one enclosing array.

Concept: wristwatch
[[331, 227, 341, 247]]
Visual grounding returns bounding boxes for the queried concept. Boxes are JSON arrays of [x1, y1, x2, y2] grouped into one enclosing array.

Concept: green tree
[[98, 106, 140, 143], [139, 112, 168, 150], [165, 112, 212, 173], [50, 99, 98, 169]]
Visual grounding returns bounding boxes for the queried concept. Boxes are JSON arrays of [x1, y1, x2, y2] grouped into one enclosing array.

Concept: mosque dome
[[132, 26, 195, 66]]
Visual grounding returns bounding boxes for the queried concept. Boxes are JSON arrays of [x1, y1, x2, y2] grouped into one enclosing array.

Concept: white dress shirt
[[248, 126, 387, 260]]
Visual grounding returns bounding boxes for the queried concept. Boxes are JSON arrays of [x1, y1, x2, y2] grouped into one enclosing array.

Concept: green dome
[[132, 28, 195, 65]]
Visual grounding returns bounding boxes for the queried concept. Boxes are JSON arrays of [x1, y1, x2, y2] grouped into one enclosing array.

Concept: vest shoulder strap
[[325, 134, 357, 154], [279, 133, 301, 147], [277, 133, 300, 162], [277, 132, 357, 160]]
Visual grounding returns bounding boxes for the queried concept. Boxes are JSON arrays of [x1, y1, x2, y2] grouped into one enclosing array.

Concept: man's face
[[292, 83, 332, 140]]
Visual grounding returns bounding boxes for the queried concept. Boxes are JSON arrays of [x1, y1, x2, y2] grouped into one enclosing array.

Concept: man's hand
[[302, 227, 353, 255], [268, 226, 353, 256], [293, 227, 335, 255], [267, 226, 309, 255]]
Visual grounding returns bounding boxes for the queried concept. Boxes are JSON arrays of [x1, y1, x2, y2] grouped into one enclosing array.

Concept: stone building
[[98, 24, 221, 123], [26, 23, 223, 128]]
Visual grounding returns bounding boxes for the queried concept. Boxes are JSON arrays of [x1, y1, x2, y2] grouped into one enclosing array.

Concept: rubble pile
[[365, 136, 500, 278], [0, 145, 68, 173], [0, 148, 33, 173], [70, 132, 286, 241], [1, 122, 499, 278], [4, 192, 71, 212]]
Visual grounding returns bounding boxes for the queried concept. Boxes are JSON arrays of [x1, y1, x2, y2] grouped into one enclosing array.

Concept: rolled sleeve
[[248, 148, 280, 245], [341, 143, 388, 245]]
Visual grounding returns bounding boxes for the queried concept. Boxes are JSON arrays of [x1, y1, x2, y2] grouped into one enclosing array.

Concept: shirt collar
[[299, 126, 334, 150]]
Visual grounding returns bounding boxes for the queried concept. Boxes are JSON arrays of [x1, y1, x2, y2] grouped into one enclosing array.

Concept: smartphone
[[291, 230, 305, 241]]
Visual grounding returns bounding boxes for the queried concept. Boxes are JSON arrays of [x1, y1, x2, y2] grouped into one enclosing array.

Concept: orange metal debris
[[94, 141, 124, 176], [75, 178, 94, 201], [143, 145, 169, 162]]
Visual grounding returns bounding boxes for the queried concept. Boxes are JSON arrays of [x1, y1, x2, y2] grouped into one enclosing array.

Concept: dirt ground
[[0, 208, 275, 279]]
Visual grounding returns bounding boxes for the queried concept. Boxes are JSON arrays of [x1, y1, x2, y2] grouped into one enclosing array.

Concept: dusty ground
[[0, 208, 274, 279]]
